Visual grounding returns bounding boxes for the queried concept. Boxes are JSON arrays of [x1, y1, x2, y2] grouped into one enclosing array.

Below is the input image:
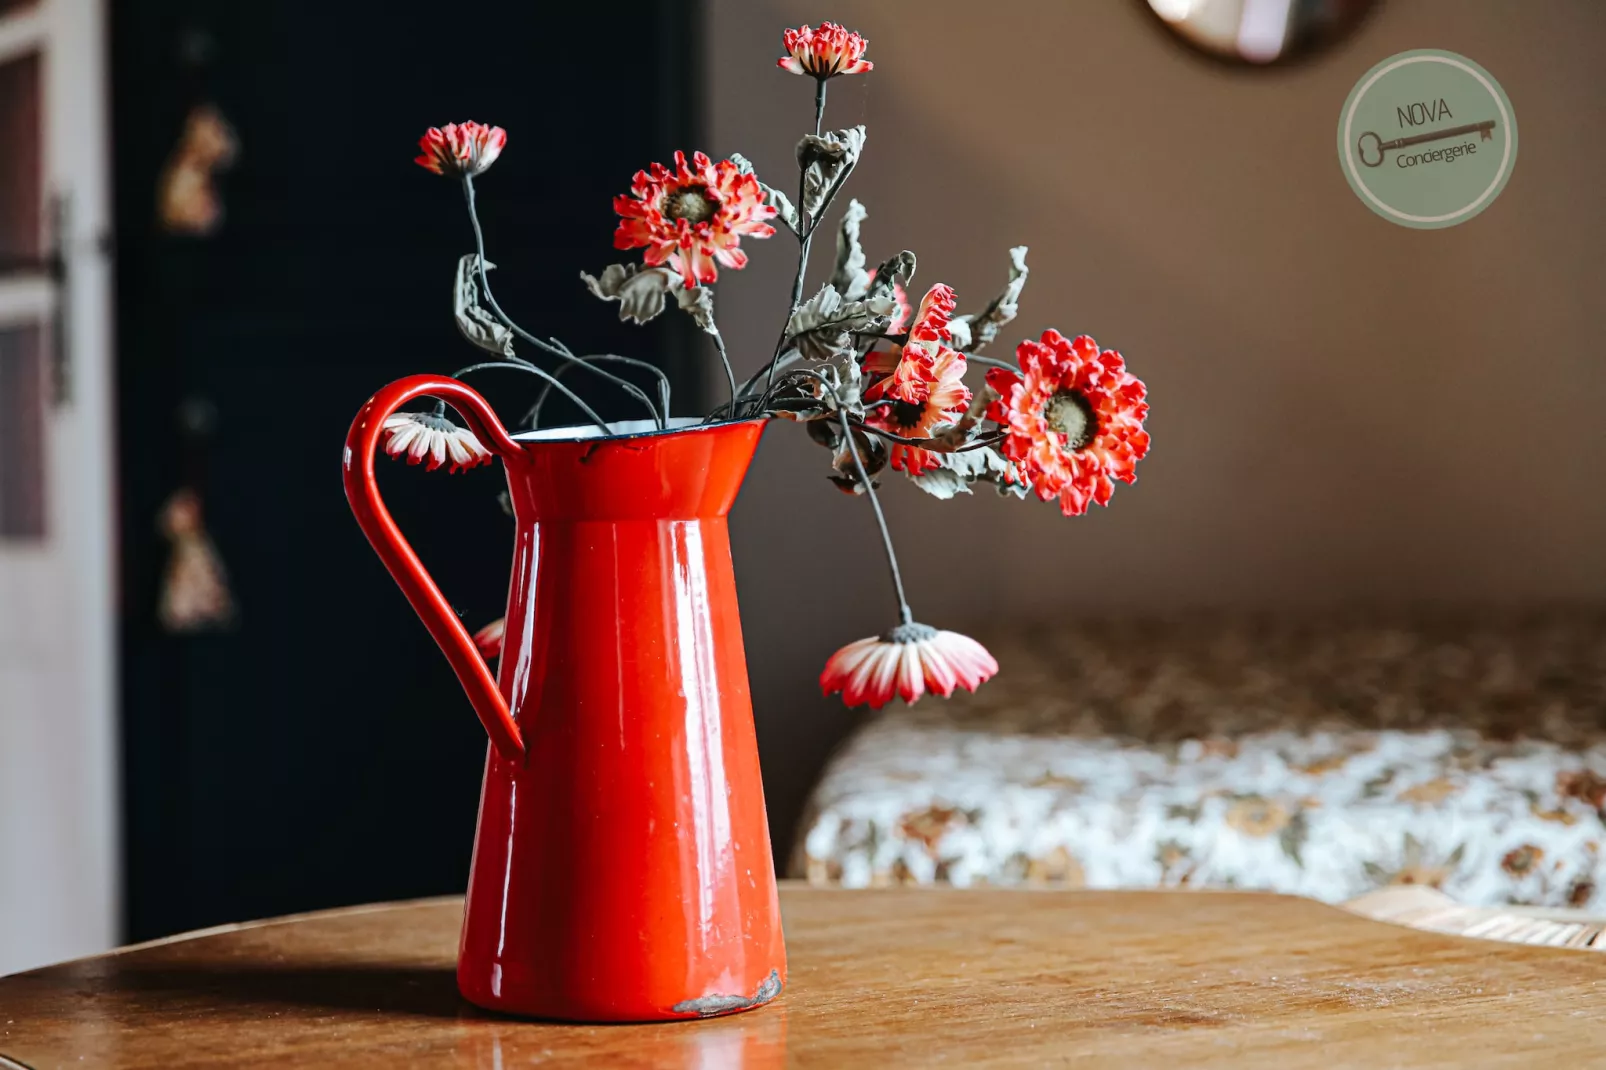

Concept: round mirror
[[1145, 0, 1377, 65]]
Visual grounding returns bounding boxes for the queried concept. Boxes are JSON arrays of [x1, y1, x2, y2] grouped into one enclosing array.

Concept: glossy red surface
[[344, 376, 784, 1022]]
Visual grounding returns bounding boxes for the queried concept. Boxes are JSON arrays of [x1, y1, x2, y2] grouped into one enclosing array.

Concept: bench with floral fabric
[[793, 611, 1606, 910]]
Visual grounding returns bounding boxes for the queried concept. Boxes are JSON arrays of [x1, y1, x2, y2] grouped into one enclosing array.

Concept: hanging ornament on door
[[155, 26, 237, 235], [156, 397, 236, 633], [155, 103, 238, 236], [156, 487, 235, 632]]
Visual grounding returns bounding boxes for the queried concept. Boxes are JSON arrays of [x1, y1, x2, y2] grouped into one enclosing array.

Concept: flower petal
[[919, 639, 959, 697], [895, 642, 926, 704], [474, 617, 505, 659]]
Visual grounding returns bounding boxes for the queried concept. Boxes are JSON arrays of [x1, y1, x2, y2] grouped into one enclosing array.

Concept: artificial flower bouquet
[[391, 21, 1150, 711]]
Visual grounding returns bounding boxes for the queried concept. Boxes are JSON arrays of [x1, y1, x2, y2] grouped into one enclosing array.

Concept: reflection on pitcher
[[455, 1002, 789, 1069]]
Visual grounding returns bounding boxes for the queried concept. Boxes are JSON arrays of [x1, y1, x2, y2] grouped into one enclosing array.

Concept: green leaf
[[580, 263, 678, 326], [730, 152, 798, 234], [674, 284, 717, 334], [454, 255, 514, 357], [830, 199, 870, 298], [786, 284, 895, 363], [909, 465, 973, 500], [795, 126, 866, 219], [865, 250, 916, 306], [903, 445, 1016, 501], [950, 246, 1029, 352]]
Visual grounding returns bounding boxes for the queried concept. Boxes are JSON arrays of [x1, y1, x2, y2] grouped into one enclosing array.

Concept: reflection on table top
[[2, 883, 1603, 1068]]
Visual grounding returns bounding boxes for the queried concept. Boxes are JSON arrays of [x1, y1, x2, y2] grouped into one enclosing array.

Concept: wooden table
[[2, 886, 1602, 1068]]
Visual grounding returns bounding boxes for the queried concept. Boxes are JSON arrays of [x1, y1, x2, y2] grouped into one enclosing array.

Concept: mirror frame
[[1135, 0, 1382, 69]]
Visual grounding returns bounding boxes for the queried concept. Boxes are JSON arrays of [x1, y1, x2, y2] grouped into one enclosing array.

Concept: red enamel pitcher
[[343, 374, 785, 1022]]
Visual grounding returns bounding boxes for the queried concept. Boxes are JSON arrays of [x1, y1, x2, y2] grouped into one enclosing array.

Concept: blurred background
[[1, 0, 1603, 974]]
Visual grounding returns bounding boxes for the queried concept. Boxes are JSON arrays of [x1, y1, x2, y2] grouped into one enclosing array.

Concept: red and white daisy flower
[[986, 330, 1150, 517], [821, 622, 997, 710], [613, 150, 778, 289], [862, 284, 970, 474], [381, 411, 493, 473], [864, 347, 972, 474], [778, 22, 874, 78], [474, 617, 504, 660], [414, 121, 507, 177]]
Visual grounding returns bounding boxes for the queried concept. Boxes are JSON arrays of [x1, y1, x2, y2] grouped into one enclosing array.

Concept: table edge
[[7, 884, 1597, 982]]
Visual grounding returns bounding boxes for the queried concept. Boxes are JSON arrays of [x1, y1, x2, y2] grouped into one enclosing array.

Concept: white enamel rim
[[511, 415, 766, 444]]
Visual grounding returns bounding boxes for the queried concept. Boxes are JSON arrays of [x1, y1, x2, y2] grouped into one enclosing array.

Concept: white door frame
[[0, 0, 117, 975]]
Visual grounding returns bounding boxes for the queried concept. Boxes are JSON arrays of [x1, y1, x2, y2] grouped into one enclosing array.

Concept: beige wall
[[710, 0, 1606, 854]]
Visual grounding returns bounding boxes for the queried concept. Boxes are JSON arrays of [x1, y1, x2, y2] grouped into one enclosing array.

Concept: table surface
[[2, 885, 1602, 1069]]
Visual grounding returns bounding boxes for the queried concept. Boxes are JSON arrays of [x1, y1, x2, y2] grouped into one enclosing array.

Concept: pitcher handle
[[343, 375, 526, 762]]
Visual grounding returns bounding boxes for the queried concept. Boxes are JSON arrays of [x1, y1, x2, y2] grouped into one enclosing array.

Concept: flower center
[[1044, 390, 1096, 449], [666, 185, 718, 225], [414, 412, 456, 433], [888, 399, 924, 429], [884, 622, 937, 645]]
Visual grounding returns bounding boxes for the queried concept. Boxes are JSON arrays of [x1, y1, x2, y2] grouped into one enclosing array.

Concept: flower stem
[[708, 324, 738, 418], [850, 424, 1005, 451], [522, 356, 650, 428], [729, 350, 800, 406], [837, 406, 913, 625], [753, 80, 831, 414], [780, 364, 914, 625], [460, 177, 658, 430], [546, 335, 672, 420], [767, 194, 814, 391]]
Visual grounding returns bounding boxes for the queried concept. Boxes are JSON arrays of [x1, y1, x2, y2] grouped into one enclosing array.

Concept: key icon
[[1357, 120, 1496, 168]]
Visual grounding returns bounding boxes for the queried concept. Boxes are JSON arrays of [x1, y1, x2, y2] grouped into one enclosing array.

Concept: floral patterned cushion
[[793, 612, 1606, 909]]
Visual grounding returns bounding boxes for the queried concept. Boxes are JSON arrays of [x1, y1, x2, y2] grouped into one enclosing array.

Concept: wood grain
[[2, 885, 1603, 1068]]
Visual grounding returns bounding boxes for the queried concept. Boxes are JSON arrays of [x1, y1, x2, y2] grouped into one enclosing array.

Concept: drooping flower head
[[986, 330, 1149, 516], [414, 121, 507, 177], [863, 284, 970, 473], [821, 622, 997, 710], [381, 411, 493, 473], [778, 22, 874, 78], [613, 150, 778, 289]]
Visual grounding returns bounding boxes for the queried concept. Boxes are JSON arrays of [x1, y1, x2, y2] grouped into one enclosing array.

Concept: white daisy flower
[[381, 410, 492, 473], [820, 622, 997, 710]]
